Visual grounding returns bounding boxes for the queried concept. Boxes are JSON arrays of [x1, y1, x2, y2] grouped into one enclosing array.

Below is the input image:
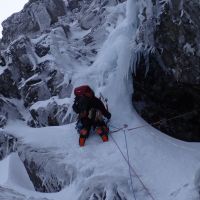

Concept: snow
[[183, 43, 195, 55], [0, 154, 10, 184], [1, 0, 200, 200], [30, 96, 71, 110], [0, 66, 7, 75], [0, 153, 35, 191], [7, 153, 35, 191]]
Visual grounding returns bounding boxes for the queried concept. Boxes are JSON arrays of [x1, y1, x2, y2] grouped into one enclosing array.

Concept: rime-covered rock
[[132, 0, 200, 141], [22, 80, 51, 107], [7, 36, 38, 81], [0, 98, 23, 127], [1, 0, 66, 45], [0, 133, 17, 160], [0, 68, 20, 98], [18, 145, 77, 193], [28, 98, 70, 127]]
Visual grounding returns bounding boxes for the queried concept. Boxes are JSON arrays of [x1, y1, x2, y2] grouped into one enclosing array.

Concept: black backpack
[[73, 95, 91, 114]]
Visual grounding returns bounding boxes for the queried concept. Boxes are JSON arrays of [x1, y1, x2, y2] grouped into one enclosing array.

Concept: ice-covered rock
[[132, 0, 200, 141], [0, 98, 24, 127], [22, 80, 51, 107], [0, 133, 17, 160], [0, 68, 20, 98], [28, 98, 70, 127], [1, 0, 66, 45], [1, 33, 73, 126], [18, 144, 77, 193], [7, 36, 38, 81], [0, 0, 127, 128]]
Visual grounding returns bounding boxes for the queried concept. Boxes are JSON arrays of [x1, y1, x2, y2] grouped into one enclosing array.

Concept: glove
[[106, 112, 111, 120]]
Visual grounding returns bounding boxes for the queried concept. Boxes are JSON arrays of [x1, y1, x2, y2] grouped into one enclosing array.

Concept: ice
[[0, 0, 200, 200]]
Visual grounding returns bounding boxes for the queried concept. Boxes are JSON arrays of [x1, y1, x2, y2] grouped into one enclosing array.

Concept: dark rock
[[57, 82, 73, 99], [0, 98, 24, 127], [46, 70, 64, 96], [132, 53, 200, 141], [132, 0, 200, 141], [0, 55, 6, 66], [37, 60, 68, 96], [18, 145, 77, 193], [0, 115, 7, 128], [22, 80, 51, 107], [83, 35, 94, 45], [67, 0, 81, 11], [35, 43, 50, 57], [0, 69, 20, 98], [1, 0, 66, 45], [0, 133, 17, 160], [8, 36, 38, 81], [28, 100, 70, 127]]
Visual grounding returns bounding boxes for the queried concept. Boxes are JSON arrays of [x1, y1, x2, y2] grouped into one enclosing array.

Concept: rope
[[107, 109, 199, 200], [100, 94, 199, 200], [109, 109, 199, 134], [123, 129, 136, 200], [110, 133, 156, 200]]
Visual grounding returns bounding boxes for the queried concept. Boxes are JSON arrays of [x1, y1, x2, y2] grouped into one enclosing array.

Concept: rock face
[[0, 132, 76, 193], [0, 98, 24, 127], [0, 34, 73, 127], [0, 0, 125, 128], [28, 98, 70, 127], [0, 133, 17, 160], [1, 0, 66, 45], [132, 0, 200, 141], [18, 144, 77, 193]]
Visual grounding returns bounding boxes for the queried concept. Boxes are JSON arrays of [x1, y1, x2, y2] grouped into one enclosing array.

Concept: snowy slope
[[0, 0, 200, 200]]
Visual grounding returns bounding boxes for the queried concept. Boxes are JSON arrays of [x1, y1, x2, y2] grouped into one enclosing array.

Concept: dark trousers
[[76, 117, 108, 138]]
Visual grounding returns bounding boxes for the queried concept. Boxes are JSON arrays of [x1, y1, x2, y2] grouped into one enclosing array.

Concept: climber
[[0, 52, 6, 67], [72, 85, 111, 147]]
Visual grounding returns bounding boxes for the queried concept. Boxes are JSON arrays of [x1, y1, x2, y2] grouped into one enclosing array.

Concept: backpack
[[73, 85, 94, 114]]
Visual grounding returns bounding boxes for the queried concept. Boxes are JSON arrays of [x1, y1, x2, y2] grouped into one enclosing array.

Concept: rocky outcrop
[[0, 133, 17, 160], [0, 98, 24, 127], [1, 0, 66, 45], [0, 131, 76, 193], [28, 99, 70, 127], [1, 33, 72, 127], [18, 145, 77, 193], [132, 0, 200, 141], [0, 68, 20, 98], [0, 0, 126, 128], [0, 186, 51, 200]]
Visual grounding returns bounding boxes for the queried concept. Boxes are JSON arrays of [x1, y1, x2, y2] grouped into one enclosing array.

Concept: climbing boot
[[101, 134, 108, 142], [79, 137, 86, 147]]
